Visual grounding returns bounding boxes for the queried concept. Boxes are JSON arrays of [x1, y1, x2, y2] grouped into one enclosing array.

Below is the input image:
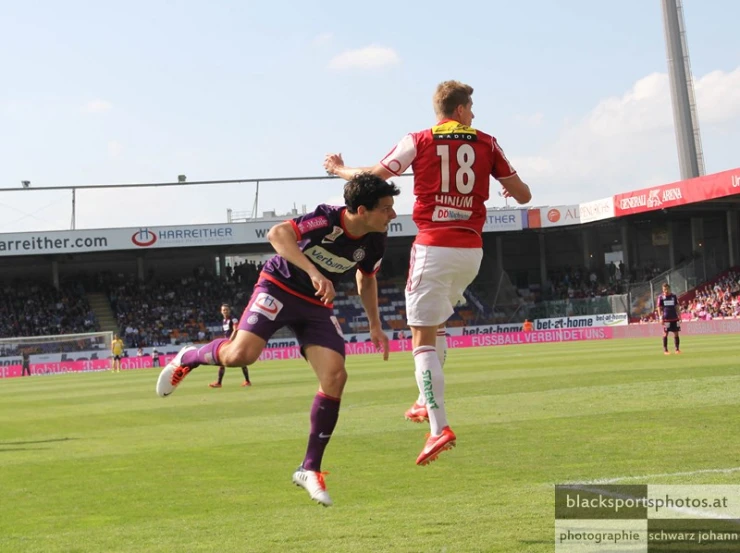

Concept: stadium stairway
[[87, 292, 119, 334]]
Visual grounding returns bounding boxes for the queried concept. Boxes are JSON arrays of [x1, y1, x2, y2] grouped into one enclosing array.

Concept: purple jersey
[[658, 293, 679, 321], [260, 204, 386, 307], [223, 316, 238, 337]]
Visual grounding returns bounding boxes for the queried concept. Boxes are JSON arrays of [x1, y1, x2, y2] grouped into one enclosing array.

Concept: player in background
[[324, 80, 532, 466], [209, 304, 251, 388], [657, 283, 681, 354], [111, 334, 124, 373], [21, 349, 31, 376], [156, 173, 398, 506]]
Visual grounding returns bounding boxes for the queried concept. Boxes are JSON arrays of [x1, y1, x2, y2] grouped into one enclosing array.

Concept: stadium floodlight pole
[[662, 0, 705, 180]]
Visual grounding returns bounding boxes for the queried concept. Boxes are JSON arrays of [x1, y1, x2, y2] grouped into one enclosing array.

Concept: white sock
[[415, 368, 426, 406], [413, 346, 448, 435], [416, 331, 448, 405], [436, 329, 448, 368]]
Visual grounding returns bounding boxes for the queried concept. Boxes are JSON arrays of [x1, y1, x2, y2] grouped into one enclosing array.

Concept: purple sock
[[182, 338, 228, 368], [303, 393, 341, 472]]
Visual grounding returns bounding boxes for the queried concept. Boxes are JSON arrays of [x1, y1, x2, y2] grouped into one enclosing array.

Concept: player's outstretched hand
[[369, 326, 389, 361], [323, 153, 344, 175], [310, 272, 336, 305]]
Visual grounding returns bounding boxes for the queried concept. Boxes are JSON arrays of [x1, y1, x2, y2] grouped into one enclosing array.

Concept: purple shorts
[[238, 280, 346, 358]]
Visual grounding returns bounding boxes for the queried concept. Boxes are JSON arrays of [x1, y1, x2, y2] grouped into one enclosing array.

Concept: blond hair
[[433, 80, 474, 118]]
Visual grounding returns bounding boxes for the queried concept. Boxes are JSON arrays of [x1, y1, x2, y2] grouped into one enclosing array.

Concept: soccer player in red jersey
[[324, 80, 532, 465], [209, 304, 251, 388], [657, 283, 682, 354]]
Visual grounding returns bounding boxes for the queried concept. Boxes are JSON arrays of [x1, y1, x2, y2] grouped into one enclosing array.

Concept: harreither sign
[[0, 208, 524, 257]]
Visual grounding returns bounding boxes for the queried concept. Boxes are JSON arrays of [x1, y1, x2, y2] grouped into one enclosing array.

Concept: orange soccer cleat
[[208, 382, 222, 388], [404, 402, 429, 423], [416, 426, 457, 466]]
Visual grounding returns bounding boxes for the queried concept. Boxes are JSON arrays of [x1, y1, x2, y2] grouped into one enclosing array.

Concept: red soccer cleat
[[405, 402, 429, 423], [416, 427, 456, 466], [241, 381, 252, 387], [208, 382, 222, 388]]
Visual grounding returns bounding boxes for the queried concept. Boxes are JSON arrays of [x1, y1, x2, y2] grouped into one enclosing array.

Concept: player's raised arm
[[324, 153, 394, 182], [498, 173, 532, 204], [356, 269, 389, 360], [266, 222, 335, 304]]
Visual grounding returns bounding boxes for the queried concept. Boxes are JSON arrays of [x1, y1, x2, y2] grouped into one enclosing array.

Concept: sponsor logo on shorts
[[305, 246, 356, 273], [250, 293, 284, 321]]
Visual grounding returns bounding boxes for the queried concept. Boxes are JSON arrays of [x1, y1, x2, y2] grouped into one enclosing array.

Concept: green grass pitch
[[1, 335, 738, 553]]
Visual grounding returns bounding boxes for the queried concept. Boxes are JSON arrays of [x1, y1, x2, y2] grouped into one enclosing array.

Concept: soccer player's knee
[[221, 344, 259, 367], [324, 366, 348, 392]]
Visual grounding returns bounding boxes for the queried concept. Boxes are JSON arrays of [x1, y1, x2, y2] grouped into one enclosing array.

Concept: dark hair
[[221, 303, 230, 309], [344, 172, 400, 214]]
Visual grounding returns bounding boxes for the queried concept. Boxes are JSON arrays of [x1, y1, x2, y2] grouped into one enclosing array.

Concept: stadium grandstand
[[1, 167, 738, 366]]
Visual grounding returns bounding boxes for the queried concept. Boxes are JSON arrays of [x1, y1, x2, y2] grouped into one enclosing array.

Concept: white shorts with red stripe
[[404, 244, 483, 327]]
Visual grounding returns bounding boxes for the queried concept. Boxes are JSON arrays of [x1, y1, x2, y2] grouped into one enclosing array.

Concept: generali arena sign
[[614, 168, 740, 217], [0, 208, 524, 257]]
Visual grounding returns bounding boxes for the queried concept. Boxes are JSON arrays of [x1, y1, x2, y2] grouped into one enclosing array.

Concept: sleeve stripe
[[358, 265, 381, 276], [289, 219, 302, 240]]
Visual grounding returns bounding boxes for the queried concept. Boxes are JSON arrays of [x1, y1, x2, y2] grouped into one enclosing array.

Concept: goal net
[[0, 331, 113, 379]]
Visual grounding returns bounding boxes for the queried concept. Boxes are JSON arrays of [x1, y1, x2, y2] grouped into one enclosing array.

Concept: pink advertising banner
[[4, 320, 737, 379], [1, 354, 178, 379]]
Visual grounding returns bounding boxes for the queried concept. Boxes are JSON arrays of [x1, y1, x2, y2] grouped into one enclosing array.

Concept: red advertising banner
[[613, 168, 740, 217]]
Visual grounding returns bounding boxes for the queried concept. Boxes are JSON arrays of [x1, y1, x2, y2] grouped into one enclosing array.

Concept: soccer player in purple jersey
[[657, 283, 682, 354], [209, 303, 251, 388], [156, 173, 398, 506]]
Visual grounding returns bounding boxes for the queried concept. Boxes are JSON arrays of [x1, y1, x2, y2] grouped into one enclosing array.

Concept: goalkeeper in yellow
[[111, 334, 124, 373]]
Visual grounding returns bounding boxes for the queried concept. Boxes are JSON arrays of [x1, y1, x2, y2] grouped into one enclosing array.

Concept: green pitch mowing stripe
[[0, 335, 738, 552]]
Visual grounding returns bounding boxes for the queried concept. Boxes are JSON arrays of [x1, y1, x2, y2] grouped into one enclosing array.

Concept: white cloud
[[328, 45, 400, 71], [510, 66, 740, 205], [312, 32, 333, 46], [84, 99, 113, 114]]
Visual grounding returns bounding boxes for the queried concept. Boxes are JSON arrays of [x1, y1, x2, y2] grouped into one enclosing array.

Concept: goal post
[[0, 331, 113, 378]]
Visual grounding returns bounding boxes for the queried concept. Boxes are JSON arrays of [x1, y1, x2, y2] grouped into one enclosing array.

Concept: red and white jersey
[[380, 119, 516, 248]]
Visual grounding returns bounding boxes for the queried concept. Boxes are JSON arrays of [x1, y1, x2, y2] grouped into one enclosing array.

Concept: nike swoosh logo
[[318, 432, 332, 439]]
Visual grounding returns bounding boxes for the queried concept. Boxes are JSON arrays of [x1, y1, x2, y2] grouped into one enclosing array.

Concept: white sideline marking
[[570, 466, 740, 485]]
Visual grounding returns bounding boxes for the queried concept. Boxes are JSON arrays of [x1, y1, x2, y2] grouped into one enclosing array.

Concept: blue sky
[[1, 0, 739, 232]]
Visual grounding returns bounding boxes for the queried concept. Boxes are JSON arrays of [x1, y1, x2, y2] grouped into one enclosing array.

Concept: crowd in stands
[[2, 261, 736, 349], [107, 265, 259, 347], [635, 269, 740, 323], [0, 281, 98, 339], [682, 270, 740, 320], [545, 264, 625, 301]]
